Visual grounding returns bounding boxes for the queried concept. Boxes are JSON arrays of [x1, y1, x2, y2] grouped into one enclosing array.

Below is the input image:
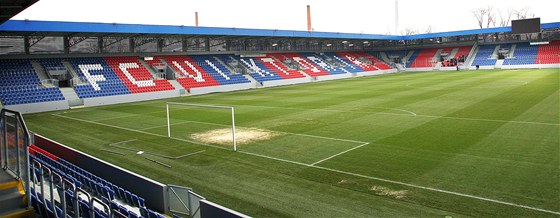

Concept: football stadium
[[0, 0, 559, 217]]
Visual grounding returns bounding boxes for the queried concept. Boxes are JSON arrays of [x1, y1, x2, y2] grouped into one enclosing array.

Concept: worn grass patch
[[190, 128, 282, 146]]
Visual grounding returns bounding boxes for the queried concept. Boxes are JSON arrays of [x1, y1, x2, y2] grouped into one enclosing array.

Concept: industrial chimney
[[307, 5, 312, 32]]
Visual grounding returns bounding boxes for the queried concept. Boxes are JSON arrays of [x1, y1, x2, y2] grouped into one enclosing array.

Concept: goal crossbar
[[166, 102, 237, 151]]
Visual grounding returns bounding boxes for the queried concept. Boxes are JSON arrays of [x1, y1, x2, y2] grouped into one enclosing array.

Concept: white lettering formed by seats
[[119, 63, 156, 87], [334, 56, 356, 69], [292, 57, 321, 73], [172, 61, 205, 82], [345, 55, 367, 68], [79, 64, 106, 91], [261, 58, 289, 75], [307, 56, 335, 71], [205, 60, 230, 80], [240, 58, 274, 77]]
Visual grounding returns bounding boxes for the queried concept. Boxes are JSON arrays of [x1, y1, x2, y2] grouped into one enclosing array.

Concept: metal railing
[[0, 108, 31, 209]]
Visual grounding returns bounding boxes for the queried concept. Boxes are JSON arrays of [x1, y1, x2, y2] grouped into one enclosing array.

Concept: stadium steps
[[379, 52, 391, 63], [60, 87, 83, 107], [243, 74, 262, 87], [61, 60, 80, 79], [466, 45, 479, 67], [213, 56, 235, 73], [31, 60, 49, 81], [168, 80, 188, 95], [495, 59, 505, 68], [491, 45, 500, 59], [0, 170, 33, 218], [403, 50, 415, 64], [157, 58, 179, 79], [139, 58, 158, 77], [508, 44, 517, 58], [448, 48, 459, 59]]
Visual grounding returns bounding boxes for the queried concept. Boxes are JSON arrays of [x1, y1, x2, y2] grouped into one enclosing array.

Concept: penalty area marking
[[310, 142, 369, 166], [52, 113, 560, 216]]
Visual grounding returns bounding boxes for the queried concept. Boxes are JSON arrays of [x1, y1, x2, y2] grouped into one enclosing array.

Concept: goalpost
[[166, 102, 237, 151]]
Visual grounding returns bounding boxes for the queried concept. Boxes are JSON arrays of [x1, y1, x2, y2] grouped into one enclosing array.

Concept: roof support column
[[63, 36, 70, 54], [205, 38, 210, 52], [129, 37, 135, 53], [157, 38, 164, 53], [23, 36, 30, 55], [98, 37, 104, 53], [182, 38, 188, 52], [225, 39, 231, 52]]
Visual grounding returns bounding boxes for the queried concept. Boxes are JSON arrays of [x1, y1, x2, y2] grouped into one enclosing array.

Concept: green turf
[[24, 69, 559, 217]]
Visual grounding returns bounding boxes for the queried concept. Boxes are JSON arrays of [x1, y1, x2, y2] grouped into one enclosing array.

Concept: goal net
[[166, 102, 237, 151]]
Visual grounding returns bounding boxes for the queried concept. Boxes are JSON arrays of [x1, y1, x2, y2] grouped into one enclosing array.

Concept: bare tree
[[498, 8, 514, 27], [486, 6, 496, 28], [424, 25, 433, 34], [401, 27, 418, 36], [474, 6, 535, 28], [472, 7, 487, 28], [513, 7, 535, 19]]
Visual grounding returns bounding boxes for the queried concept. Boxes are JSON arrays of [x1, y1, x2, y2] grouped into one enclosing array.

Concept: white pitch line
[[136, 115, 369, 145], [367, 106, 417, 116], [238, 150, 312, 167], [310, 165, 560, 216], [51, 113, 560, 216], [288, 132, 368, 144], [311, 142, 369, 166], [416, 114, 559, 126], [230, 104, 560, 126]]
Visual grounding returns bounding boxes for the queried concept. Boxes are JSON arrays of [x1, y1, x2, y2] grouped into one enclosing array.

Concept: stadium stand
[[336, 52, 378, 71], [471, 45, 498, 66], [319, 52, 364, 73], [0, 59, 65, 105], [454, 46, 472, 60], [384, 50, 410, 64], [29, 145, 167, 218], [189, 55, 252, 85], [222, 55, 285, 82], [69, 57, 131, 98], [407, 48, 439, 68], [39, 58, 67, 73], [353, 52, 393, 70], [300, 53, 347, 75], [257, 55, 306, 79], [104, 56, 175, 93], [440, 46, 471, 67], [536, 40, 560, 64], [144, 57, 167, 69], [273, 53, 330, 77], [159, 55, 221, 89], [504, 43, 538, 65]]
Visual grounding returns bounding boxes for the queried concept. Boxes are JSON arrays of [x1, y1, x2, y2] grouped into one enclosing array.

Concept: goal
[[166, 102, 237, 151]]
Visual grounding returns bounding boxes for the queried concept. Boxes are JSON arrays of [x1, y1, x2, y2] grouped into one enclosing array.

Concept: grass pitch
[[25, 69, 559, 217]]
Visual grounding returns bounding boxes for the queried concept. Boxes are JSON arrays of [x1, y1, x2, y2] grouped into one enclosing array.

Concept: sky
[[10, 0, 559, 35]]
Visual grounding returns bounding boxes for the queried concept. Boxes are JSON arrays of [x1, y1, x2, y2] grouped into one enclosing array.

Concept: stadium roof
[[1, 20, 559, 41]]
